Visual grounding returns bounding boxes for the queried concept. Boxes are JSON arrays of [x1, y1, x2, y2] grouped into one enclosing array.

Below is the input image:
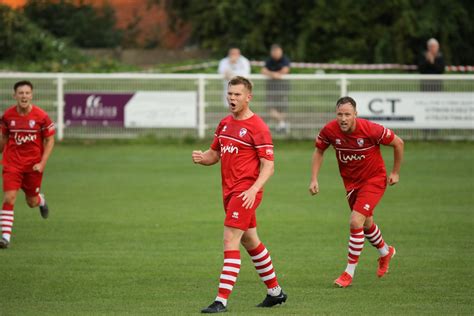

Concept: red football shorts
[[223, 192, 263, 231], [346, 179, 387, 217], [3, 169, 43, 197]]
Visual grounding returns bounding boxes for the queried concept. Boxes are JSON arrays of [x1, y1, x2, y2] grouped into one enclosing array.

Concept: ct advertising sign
[[351, 92, 474, 129], [64, 91, 197, 128]]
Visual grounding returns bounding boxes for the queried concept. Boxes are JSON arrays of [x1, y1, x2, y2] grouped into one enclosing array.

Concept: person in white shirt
[[218, 48, 251, 106]]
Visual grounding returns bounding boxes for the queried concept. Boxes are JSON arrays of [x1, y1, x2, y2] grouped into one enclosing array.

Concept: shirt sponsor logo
[[239, 128, 247, 138], [29, 120, 36, 128], [14, 132, 37, 145], [221, 143, 239, 155], [357, 138, 364, 147], [338, 150, 366, 164]]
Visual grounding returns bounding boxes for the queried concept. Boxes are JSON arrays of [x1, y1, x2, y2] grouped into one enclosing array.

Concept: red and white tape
[[250, 61, 473, 72], [161, 60, 473, 72]]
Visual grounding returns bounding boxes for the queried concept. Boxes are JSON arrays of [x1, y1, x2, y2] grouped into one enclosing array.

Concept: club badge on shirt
[[357, 138, 364, 147], [29, 120, 35, 128], [239, 128, 247, 138]]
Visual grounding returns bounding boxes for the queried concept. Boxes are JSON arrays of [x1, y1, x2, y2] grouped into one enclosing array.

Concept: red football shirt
[[211, 114, 274, 198], [315, 118, 395, 190], [1, 105, 55, 172]]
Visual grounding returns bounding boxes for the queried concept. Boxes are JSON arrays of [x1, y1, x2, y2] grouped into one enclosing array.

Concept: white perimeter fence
[[0, 73, 473, 140]]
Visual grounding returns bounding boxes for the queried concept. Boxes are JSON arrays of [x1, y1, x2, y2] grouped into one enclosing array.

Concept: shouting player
[[309, 96, 404, 288], [192, 76, 287, 313], [0, 81, 55, 249]]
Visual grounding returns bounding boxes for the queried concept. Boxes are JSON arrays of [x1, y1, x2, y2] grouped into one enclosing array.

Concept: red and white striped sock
[[364, 223, 389, 257], [215, 250, 240, 306], [345, 228, 365, 277], [247, 243, 281, 296], [1, 203, 14, 242]]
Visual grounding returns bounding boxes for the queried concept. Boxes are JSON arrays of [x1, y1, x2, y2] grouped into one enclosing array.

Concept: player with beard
[[309, 96, 404, 287], [192, 76, 287, 313], [0, 81, 55, 249]]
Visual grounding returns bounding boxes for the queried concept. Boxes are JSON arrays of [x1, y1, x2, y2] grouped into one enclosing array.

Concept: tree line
[[163, 0, 474, 65], [1, 0, 473, 69]]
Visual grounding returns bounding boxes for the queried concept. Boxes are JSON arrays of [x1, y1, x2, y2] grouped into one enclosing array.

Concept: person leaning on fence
[[261, 44, 291, 134], [418, 38, 445, 92], [218, 48, 251, 107]]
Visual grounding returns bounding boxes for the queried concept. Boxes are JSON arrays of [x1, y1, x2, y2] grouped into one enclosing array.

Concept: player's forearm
[[200, 149, 220, 166], [310, 149, 324, 181], [40, 137, 55, 165], [250, 160, 274, 191], [391, 137, 404, 174]]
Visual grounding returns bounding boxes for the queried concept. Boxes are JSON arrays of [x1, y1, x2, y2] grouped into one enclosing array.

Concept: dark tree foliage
[[23, 0, 122, 48], [163, 0, 474, 64], [0, 4, 78, 62]]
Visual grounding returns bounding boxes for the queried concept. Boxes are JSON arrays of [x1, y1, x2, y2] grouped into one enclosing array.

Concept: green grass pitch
[[0, 141, 473, 315]]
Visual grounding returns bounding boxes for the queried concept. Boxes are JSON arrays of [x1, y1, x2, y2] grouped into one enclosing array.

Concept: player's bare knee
[[350, 211, 366, 229], [26, 196, 38, 208], [241, 235, 257, 250]]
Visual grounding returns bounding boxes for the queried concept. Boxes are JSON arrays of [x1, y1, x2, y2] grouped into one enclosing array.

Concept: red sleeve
[[369, 122, 395, 145], [254, 128, 274, 161], [210, 122, 222, 152], [41, 114, 56, 138], [315, 126, 330, 151]]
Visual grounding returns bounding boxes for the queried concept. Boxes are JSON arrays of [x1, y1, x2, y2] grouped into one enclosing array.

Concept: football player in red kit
[[0, 81, 55, 249], [192, 76, 287, 313], [309, 96, 404, 288]]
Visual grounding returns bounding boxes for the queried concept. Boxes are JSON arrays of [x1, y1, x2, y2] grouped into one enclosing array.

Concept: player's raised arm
[[192, 148, 220, 166], [239, 158, 274, 209], [385, 135, 404, 186], [309, 148, 325, 195]]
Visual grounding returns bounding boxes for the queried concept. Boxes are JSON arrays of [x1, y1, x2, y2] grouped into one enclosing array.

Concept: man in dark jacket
[[418, 38, 445, 91]]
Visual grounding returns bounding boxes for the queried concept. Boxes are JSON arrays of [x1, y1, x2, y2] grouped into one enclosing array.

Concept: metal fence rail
[[0, 73, 473, 140]]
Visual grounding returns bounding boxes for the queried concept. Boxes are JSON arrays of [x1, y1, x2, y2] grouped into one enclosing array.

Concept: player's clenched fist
[[32, 162, 45, 173], [192, 150, 204, 164], [309, 180, 319, 195], [388, 172, 400, 186]]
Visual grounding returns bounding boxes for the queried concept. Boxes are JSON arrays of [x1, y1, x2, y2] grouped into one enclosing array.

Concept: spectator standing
[[261, 44, 291, 133], [218, 48, 251, 106], [418, 38, 445, 91]]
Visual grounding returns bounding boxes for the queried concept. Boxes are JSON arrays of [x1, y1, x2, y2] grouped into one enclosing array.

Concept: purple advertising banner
[[64, 93, 134, 126]]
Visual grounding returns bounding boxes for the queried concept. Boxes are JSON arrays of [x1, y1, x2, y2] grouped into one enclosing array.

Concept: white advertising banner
[[350, 92, 474, 129], [125, 91, 197, 128]]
